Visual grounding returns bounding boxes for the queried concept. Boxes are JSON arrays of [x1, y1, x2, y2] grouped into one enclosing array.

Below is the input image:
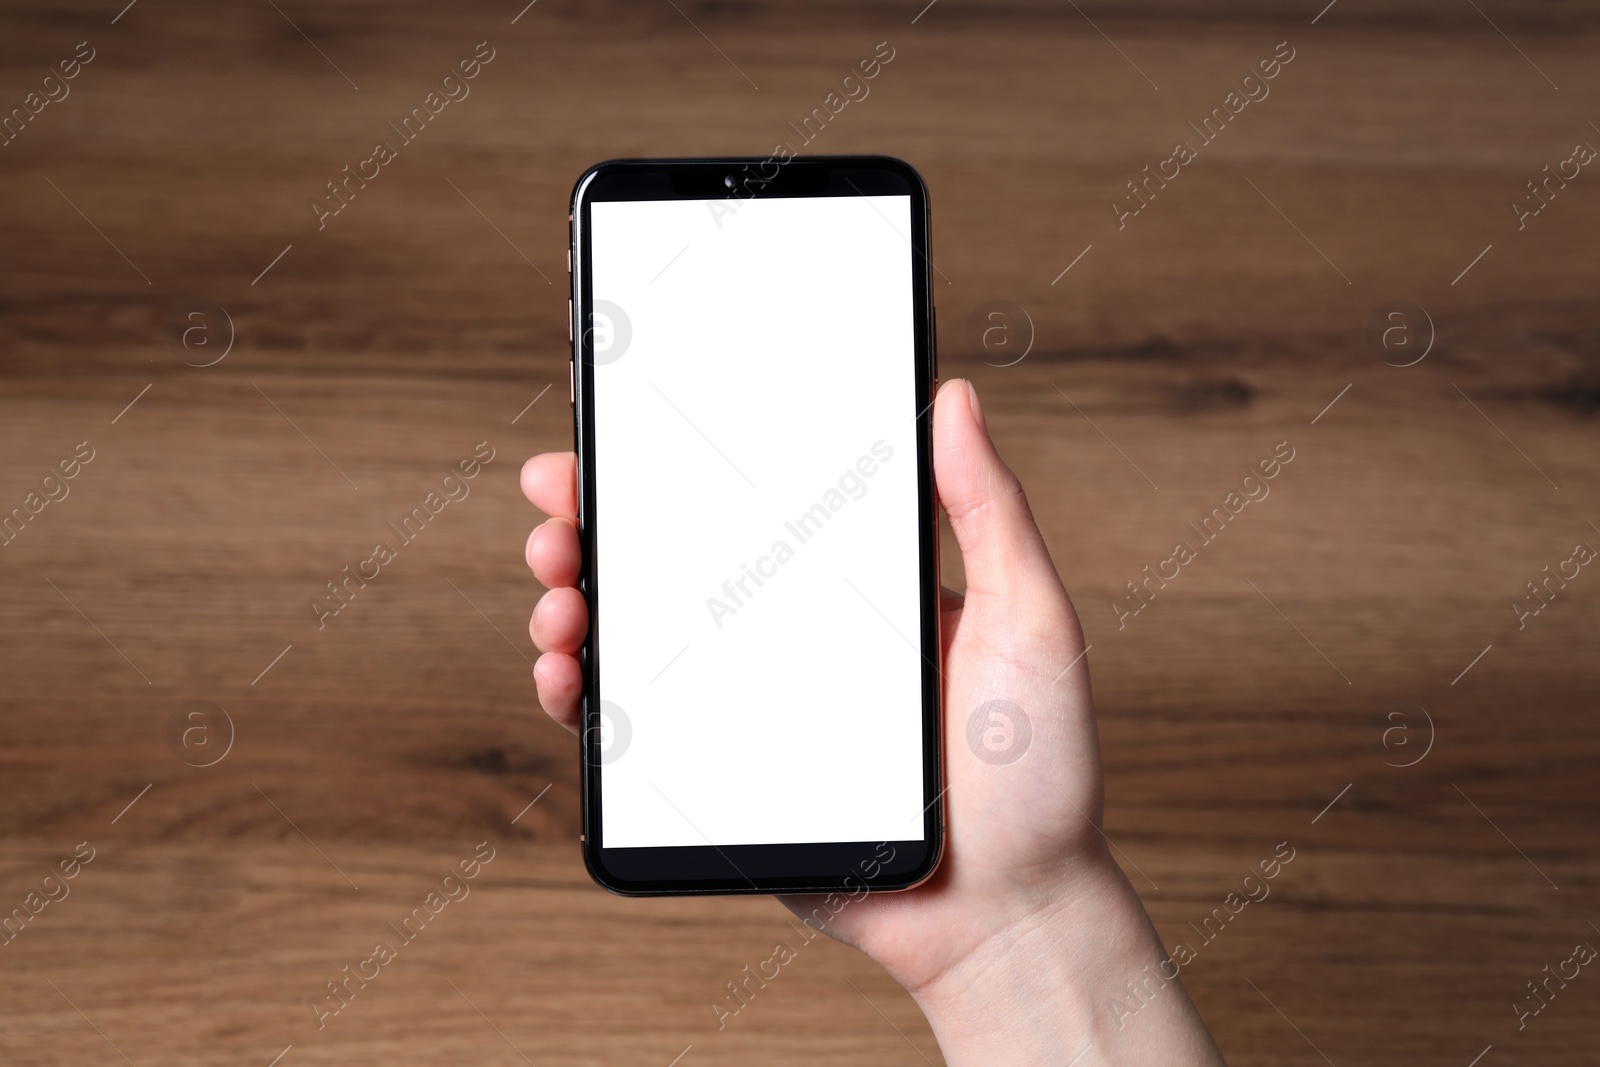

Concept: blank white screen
[[590, 193, 925, 848]]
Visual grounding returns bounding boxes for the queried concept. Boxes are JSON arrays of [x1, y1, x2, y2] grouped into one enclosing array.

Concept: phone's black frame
[[569, 155, 943, 896]]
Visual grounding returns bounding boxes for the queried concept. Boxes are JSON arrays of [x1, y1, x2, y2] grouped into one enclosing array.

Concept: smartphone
[[568, 156, 942, 896]]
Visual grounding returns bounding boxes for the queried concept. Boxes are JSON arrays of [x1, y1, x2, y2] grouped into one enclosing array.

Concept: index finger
[[521, 452, 578, 518]]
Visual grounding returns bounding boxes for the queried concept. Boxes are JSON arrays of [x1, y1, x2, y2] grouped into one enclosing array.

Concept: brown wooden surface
[[2, 1, 1599, 1064]]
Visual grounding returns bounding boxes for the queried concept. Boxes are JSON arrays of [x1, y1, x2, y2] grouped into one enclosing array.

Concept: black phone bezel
[[569, 155, 943, 896]]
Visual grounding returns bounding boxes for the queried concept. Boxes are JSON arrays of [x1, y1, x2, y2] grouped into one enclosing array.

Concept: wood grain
[[2, 1, 1598, 1063]]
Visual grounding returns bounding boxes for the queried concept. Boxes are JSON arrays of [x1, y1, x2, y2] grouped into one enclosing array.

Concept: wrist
[[905, 850, 1224, 1066]]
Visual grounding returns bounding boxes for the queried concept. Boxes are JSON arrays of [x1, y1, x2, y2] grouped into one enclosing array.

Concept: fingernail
[[965, 379, 987, 433]]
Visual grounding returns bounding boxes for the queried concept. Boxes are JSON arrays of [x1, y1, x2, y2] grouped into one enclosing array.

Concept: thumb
[[933, 379, 1069, 608]]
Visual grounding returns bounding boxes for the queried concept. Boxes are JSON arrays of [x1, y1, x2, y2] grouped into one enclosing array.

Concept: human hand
[[521, 379, 1224, 1065]]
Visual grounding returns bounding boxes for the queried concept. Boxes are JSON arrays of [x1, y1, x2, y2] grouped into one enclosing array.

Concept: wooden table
[[2, 1, 1597, 1063]]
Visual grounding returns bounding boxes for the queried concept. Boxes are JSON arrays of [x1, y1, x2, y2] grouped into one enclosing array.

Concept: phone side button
[[569, 360, 575, 407]]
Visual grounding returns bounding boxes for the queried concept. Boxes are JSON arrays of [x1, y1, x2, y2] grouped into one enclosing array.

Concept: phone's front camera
[[723, 175, 736, 189]]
